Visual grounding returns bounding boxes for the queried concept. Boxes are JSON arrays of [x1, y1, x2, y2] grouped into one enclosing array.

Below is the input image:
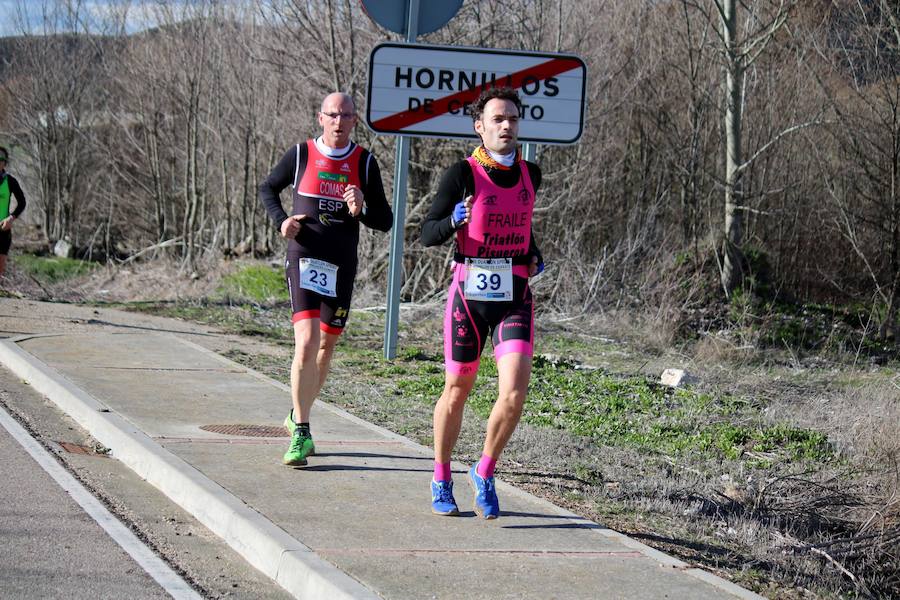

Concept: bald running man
[[259, 92, 393, 466]]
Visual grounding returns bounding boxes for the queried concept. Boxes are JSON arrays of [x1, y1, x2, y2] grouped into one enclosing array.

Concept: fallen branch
[[809, 546, 858, 583], [118, 237, 184, 264]]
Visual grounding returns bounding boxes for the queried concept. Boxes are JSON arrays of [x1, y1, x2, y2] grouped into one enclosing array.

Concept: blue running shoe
[[469, 464, 500, 519], [431, 479, 459, 516]]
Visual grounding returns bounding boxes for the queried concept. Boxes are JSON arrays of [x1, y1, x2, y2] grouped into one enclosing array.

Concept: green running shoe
[[283, 409, 315, 455], [283, 429, 315, 466], [283, 410, 297, 435]]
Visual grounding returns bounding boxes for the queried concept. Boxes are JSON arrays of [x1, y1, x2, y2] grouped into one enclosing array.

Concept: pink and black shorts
[[443, 263, 534, 376]]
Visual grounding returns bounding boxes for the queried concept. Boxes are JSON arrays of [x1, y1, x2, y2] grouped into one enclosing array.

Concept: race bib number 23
[[298, 258, 338, 297]]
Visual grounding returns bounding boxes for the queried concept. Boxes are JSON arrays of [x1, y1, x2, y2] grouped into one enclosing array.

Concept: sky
[[0, 0, 207, 37]]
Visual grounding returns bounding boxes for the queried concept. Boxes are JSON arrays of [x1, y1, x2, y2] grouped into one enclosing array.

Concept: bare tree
[[0, 0, 896, 342], [1, 1, 111, 247], [812, 0, 900, 338], [708, 0, 796, 295]]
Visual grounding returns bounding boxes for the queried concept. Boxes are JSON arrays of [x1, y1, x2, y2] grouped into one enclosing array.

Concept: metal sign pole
[[522, 143, 536, 163], [383, 0, 420, 360], [384, 140, 409, 359]]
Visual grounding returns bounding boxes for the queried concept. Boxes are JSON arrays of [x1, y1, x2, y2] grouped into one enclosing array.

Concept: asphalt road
[[0, 349, 292, 600], [0, 407, 175, 599]]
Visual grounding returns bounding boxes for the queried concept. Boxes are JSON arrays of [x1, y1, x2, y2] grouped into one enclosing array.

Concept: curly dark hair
[[0, 146, 7, 161], [470, 87, 522, 123]]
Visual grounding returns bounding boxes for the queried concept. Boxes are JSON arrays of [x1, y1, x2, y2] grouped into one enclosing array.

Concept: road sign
[[366, 43, 586, 144], [361, 0, 463, 36]]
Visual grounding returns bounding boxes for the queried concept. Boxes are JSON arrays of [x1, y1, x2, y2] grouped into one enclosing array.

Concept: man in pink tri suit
[[421, 87, 544, 519]]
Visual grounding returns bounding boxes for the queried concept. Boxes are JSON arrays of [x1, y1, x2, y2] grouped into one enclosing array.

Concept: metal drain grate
[[57, 441, 109, 456], [200, 424, 288, 438]]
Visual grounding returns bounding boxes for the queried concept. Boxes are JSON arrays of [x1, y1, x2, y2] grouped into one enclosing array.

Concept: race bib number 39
[[464, 258, 513, 301], [298, 258, 338, 297]]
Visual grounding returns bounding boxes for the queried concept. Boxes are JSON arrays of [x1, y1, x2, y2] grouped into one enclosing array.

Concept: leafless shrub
[[0, 0, 892, 330]]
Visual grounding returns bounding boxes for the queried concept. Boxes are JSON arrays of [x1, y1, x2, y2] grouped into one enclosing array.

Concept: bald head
[[321, 93, 355, 114], [318, 92, 358, 149]]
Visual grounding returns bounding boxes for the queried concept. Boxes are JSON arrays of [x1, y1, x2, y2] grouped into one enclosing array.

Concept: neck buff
[[471, 145, 520, 171], [315, 136, 351, 157]]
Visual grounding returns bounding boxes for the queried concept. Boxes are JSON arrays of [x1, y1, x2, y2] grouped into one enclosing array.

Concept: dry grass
[[531, 279, 900, 597], [2, 253, 255, 303]]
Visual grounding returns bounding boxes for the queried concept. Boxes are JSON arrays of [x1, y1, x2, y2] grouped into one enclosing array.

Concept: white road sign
[[366, 43, 586, 144]]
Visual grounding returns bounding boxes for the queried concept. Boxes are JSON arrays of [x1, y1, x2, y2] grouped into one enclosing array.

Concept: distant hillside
[[0, 33, 120, 84]]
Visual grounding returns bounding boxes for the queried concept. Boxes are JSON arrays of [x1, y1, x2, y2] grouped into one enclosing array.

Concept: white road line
[[0, 404, 202, 600]]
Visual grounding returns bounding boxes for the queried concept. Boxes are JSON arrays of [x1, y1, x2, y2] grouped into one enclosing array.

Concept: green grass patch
[[340, 341, 833, 464], [517, 358, 833, 462], [336, 340, 834, 464], [218, 265, 288, 304], [396, 372, 444, 400], [539, 335, 602, 356], [15, 254, 96, 282], [724, 293, 900, 361]]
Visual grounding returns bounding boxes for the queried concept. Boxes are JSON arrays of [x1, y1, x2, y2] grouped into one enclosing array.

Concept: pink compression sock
[[476, 454, 497, 479], [434, 461, 452, 482]]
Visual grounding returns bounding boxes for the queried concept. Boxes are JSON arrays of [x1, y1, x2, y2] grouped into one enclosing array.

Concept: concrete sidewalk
[[0, 310, 763, 599]]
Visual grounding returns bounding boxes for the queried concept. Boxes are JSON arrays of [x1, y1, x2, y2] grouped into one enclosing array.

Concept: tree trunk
[[149, 116, 166, 244], [720, 0, 745, 295], [881, 100, 900, 339]]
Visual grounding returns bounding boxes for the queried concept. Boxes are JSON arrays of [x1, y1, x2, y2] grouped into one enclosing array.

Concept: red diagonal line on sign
[[372, 56, 582, 132]]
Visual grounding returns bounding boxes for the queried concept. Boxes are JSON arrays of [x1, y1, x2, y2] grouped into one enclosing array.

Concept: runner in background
[[259, 93, 392, 466], [420, 87, 544, 518], [0, 146, 27, 279]]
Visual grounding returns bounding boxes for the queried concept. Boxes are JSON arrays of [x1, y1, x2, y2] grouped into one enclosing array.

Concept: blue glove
[[451, 201, 468, 229], [536, 261, 545, 275]]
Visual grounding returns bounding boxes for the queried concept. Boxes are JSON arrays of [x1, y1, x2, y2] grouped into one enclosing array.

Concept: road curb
[[0, 336, 378, 600]]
